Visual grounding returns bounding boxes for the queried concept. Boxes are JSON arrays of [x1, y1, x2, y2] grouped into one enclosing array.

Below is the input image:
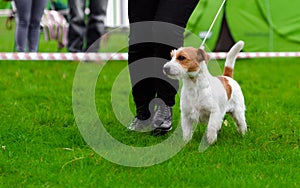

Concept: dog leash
[[200, 0, 227, 49]]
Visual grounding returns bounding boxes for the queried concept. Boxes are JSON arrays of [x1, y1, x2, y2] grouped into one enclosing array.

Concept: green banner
[[187, 0, 300, 52]]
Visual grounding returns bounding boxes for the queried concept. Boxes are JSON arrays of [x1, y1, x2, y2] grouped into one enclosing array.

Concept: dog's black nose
[[163, 66, 171, 74]]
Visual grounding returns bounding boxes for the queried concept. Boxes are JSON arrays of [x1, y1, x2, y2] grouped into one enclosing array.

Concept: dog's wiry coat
[[163, 41, 247, 144]]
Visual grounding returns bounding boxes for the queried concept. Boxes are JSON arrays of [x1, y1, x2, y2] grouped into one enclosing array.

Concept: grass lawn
[[0, 18, 299, 187]]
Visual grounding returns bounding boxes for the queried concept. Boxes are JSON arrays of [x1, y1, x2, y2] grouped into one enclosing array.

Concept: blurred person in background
[[14, 0, 48, 52], [67, 0, 108, 52]]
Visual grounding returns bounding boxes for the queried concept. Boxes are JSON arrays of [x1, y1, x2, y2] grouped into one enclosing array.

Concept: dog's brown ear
[[170, 49, 176, 58], [197, 48, 210, 63]]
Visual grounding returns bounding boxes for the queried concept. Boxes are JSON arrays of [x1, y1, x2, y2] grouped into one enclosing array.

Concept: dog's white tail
[[223, 41, 244, 78]]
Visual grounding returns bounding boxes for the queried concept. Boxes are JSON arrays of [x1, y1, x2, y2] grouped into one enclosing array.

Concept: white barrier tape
[[0, 52, 300, 61], [0, 52, 128, 61], [0, 9, 11, 17], [210, 52, 300, 60]]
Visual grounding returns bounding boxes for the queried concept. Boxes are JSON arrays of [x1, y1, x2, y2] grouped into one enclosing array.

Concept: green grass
[[0, 18, 300, 187]]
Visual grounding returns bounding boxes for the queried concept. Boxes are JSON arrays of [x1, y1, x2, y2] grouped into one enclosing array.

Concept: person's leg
[[153, 0, 199, 106], [150, 0, 199, 131], [128, 0, 159, 119], [14, 0, 32, 52], [67, 0, 86, 52], [28, 0, 48, 52], [85, 0, 108, 52]]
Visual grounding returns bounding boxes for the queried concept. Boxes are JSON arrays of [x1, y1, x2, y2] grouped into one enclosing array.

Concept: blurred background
[[1, 0, 300, 52]]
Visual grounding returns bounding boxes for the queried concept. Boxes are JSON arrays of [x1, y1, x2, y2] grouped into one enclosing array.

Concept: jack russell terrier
[[163, 41, 247, 144]]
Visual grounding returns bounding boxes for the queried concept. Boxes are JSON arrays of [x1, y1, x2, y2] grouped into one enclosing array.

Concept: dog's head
[[163, 47, 210, 80]]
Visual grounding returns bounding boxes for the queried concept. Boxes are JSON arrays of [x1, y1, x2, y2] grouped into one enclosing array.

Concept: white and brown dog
[[163, 41, 247, 144]]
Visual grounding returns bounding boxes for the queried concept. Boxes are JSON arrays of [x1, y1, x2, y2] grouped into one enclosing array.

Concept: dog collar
[[188, 70, 199, 78]]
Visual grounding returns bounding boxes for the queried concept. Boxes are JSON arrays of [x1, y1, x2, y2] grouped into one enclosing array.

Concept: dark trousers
[[67, 0, 108, 52], [128, 0, 199, 116]]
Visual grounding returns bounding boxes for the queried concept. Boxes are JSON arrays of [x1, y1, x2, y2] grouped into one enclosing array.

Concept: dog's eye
[[177, 55, 186, 61]]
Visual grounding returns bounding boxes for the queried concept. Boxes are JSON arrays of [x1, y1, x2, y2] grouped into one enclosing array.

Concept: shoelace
[[156, 105, 170, 120]]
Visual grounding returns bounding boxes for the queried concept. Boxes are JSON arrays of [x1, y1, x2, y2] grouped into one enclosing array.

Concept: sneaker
[[128, 116, 154, 132], [152, 104, 173, 134]]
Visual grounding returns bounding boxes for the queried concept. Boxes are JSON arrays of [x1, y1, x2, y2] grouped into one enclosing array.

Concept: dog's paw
[[206, 130, 217, 144], [182, 126, 193, 142], [237, 125, 247, 136], [183, 133, 193, 142]]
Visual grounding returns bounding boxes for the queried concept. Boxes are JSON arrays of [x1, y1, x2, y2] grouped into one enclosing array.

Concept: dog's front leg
[[181, 114, 194, 142], [206, 112, 223, 144]]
